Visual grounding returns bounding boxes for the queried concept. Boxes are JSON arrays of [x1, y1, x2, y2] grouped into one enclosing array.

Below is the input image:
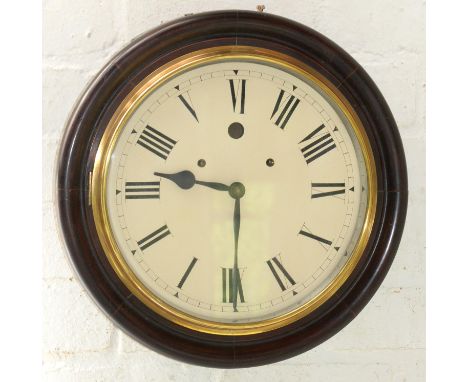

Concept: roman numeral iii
[[271, 89, 300, 129], [137, 125, 176, 160], [222, 267, 245, 303], [311, 182, 345, 199], [267, 255, 296, 292], [299, 124, 336, 164], [137, 225, 170, 251], [228, 79, 246, 114], [125, 181, 160, 199]]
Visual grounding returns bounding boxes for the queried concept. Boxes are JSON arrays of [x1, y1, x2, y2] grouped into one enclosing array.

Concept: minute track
[[107, 58, 367, 327]]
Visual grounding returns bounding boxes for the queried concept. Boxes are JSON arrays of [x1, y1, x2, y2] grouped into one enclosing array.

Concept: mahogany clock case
[[56, 10, 408, 368]]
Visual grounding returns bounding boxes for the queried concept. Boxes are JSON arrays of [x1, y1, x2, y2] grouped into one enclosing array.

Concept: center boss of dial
[[228, 182, 245, 199]]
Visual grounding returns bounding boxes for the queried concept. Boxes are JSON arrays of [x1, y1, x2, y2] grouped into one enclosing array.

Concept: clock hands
[[154, 170, 229, 192], [155, 169, 246, 312], [196, 179, 230, 192], [229, 182, 245, 312], [232, 198, 240, 311]]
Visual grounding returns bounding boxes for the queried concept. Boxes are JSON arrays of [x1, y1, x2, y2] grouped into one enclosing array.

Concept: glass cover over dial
[[101, 56, 370, 326]]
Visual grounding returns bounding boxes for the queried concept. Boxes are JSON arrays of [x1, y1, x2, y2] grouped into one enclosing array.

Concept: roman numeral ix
[[267, 255, 296, 292], [222, 267, 245, 304], [137, 125, 176, 160], [228, 79, 246, 114], [271, 89, 300, 129], [137, 225, 170, 251], [125, 181, 160, 199], [299, 124, 336, 164]]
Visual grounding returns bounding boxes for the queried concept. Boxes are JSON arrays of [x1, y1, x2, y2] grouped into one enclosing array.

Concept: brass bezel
[[91, 46, 377, 336]]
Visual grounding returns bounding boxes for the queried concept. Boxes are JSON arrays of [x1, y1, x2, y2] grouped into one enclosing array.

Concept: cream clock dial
[[104, 59, 368, 323]]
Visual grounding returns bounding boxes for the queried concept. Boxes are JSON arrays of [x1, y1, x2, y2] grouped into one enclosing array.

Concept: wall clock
[[57, 10, 407, 367]]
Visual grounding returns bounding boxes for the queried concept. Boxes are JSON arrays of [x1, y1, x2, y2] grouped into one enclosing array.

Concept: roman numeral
[[271, 89, 300, 129], [311, 182, 346, 199], [299, 124, 336, 164], [125, 181, 160, 199], [222, 267, 245, 303], [298, 227, 332, 246], [137, 225, 170, 251], [176, 88, 198, 122], [228, 79, 246, 114], [177, 257, 198, 289], [137, 125, 176, 160], [266, 255, 296, 292]]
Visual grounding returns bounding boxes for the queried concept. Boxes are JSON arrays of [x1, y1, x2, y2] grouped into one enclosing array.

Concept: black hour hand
[[154, 170, 229, 192], [154, 170, 195, 189]]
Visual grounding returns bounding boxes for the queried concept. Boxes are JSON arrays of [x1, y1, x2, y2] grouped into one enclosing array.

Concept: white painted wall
[[43, 1, 425, 380]]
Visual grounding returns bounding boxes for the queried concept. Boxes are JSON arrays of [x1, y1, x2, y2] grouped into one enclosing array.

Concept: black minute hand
[[154, 170, 229, 192], [232, 197, 240, 312], [228, 182, 246, 312]]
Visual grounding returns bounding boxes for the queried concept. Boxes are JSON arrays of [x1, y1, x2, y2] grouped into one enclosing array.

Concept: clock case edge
[[56, 10, 408, 368]]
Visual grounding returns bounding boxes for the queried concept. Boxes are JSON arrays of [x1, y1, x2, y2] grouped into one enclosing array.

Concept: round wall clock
[[57, 10, 407, 367]]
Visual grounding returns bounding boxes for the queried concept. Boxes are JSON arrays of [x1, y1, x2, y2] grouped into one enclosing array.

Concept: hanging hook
[[256, 5, 266, 12]]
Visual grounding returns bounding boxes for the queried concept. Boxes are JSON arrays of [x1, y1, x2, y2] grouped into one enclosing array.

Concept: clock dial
[[103, 58, 369, 324]]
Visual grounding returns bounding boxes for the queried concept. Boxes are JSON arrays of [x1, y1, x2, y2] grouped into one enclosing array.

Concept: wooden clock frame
[[57, 10, 408, 368]]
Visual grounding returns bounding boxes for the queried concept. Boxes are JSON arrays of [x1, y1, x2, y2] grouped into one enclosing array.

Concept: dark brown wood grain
[[56, 10, 408, 368]]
